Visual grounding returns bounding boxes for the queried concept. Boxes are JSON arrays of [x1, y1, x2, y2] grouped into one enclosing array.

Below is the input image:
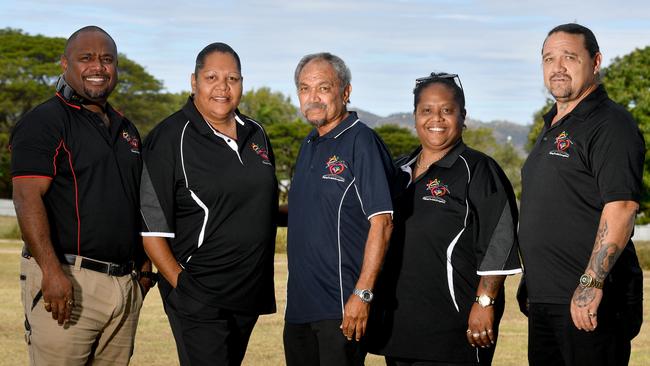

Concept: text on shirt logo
[[251, 143, 272, 165], [548, 131, 572, 158], [121, 130, 140, 154], [322, 155, 347, 182], [422, 178, 449, 204]]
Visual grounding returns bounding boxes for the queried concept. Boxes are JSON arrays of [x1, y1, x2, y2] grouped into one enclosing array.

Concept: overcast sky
[[2, 0, 649, 125]]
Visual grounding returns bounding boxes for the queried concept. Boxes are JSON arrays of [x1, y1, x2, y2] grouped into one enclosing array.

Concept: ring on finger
[[588, 312, 597, 317], [481, 330, 487, 336], [466, 329, 471, 334], [472, 333, 480, 338]]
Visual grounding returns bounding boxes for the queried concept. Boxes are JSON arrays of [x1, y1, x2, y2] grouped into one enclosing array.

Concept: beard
[[83, 86, 112, 100], [547, 73, 573, 100], [303, 102, 328, 127]]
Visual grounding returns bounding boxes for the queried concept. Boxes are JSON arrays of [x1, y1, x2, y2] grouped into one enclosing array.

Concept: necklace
[[415, 153, 434, 170]]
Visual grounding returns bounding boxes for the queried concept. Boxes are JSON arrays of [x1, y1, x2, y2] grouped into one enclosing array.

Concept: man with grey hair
[[283, 52, 394, 366]]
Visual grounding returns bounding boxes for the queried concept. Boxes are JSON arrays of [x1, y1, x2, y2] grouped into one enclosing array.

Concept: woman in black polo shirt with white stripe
[[369, 73, 521, 366], [139, 43, 277, 366]]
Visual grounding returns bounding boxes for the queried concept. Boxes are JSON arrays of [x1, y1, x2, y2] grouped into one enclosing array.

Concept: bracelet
[[139, 271, 159, 285]]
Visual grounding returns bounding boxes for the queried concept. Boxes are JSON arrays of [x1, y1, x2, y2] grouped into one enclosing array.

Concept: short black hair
[[194, 42, 241, 76], [413, 74, 465, 113], [64, 26, 116, 57], [544, 23, 600, 58]]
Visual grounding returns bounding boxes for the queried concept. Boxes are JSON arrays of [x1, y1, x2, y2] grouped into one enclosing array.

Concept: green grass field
[[0, 227, 648, 365]]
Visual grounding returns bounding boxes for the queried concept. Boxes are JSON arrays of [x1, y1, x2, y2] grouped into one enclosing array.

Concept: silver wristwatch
[[353, 288, 374, 303]]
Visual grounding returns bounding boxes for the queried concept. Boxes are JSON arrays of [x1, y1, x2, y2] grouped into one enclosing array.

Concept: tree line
[[2, 28, 647, 220]]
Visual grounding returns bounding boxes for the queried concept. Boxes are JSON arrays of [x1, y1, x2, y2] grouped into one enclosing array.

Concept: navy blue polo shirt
[[10, 94, 142, 264], [285, 111, 394, 324]]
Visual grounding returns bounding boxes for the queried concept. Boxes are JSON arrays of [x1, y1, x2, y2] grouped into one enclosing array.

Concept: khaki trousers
[[20, 256, 143, 366]]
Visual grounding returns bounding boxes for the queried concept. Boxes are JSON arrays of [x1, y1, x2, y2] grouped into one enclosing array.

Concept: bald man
[[11, 25, 152, 365]]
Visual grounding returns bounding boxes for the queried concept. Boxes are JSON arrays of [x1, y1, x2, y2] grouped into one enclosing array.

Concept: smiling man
[[283, 52, 395, 366], [518, 23, 645, 366], [11, 26, 151, 365]]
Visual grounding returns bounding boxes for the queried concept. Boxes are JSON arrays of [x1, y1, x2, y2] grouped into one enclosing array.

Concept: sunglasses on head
[[414, 73, 463, 92]]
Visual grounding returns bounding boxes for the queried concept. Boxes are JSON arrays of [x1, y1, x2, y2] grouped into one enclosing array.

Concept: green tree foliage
[[239, 87, 311, 200], [0, 28, 185, 197], [526, 98, 554, 152], [239, 87, 299, 124], [373, 124, 420, 158], [465, 126, 524, 198], [528, 46, 650, 220], [602, 47, 650, 221]]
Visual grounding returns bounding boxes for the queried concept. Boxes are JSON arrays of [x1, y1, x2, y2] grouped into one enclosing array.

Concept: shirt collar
[[182, 96, 246, 136], [543, 84, 609, 127], [307, 111, 360, 141], [399, 140, 466, 182]]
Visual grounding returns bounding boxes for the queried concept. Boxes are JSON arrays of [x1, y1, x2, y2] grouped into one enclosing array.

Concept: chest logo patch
[[322, 155, 347, 182], [549, 131, 572, 158], [251, 143, 272, 165], [121, 130, 140, 154], [423, 178, 449, 204]]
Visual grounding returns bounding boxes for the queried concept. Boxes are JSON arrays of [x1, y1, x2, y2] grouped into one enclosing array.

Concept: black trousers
[[528, 303, 632, 366], [284, 319, 366, 366], [386, 356, 480, 366], [163, 298, 258, 366]]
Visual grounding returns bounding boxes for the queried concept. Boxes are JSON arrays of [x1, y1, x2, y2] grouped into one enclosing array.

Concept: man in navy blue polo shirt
[[519, 23, 645, 366], [283, 52, 394, 366]]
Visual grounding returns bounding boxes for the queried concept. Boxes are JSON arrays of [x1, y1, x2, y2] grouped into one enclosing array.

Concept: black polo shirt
[[140, 97, 277, 315], [371, 141, 521, 362], [519, 85, 645, 304], [285, 112, 394, 324], [10, 94, 142, 264]]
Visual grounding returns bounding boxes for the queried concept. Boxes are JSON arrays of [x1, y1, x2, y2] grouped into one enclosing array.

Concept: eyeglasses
[[414, 72, 463, 93]]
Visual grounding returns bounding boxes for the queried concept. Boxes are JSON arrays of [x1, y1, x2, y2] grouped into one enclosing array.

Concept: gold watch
[[579, 274, 603, 289], [475, 294, 495, 308]]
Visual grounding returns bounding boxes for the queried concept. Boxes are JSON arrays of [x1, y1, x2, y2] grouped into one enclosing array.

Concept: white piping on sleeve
[[368, 210, 393, 220], [477, 268, 523, 276], [140, 232, 175, 238]]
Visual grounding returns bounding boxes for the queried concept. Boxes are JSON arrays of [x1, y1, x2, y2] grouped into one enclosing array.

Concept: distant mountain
[[351, 106, 530, 154]]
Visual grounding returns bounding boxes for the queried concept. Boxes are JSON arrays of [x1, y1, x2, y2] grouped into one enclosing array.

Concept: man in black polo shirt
[[283, 52, 394, 366], [11, 26, 151, 365], [518, 23, 645, 366]]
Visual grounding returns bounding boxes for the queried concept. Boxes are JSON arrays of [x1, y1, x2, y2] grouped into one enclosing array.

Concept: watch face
[[579, 274, 591, 287], [479, 295, 490, 307]]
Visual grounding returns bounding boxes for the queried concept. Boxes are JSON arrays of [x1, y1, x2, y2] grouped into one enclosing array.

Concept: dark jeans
[[284, 319, 366, 366], [528, 303, 632, 366]]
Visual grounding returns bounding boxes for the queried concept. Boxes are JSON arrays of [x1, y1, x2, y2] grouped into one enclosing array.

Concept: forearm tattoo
[[573, 213, 634, 308], [480, 275, 505, 293]]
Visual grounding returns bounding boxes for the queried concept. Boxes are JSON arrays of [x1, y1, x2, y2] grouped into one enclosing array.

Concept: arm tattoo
[[480, 275, 504, 292], [573, 286, 595, 308]]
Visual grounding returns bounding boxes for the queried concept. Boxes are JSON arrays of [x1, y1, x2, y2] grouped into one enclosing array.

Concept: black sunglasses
[[414, 73, 463, 93]]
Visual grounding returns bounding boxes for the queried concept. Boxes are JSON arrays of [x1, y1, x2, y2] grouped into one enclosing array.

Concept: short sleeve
[[140, 125, 177, 238], [468, 157, 522, 275], [352, 128, 395, 219], [588, 114, 645, 204], [10, 103, 65, 178]]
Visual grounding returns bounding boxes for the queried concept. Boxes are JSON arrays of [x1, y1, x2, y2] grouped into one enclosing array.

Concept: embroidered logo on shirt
[[422, 178, 449, 204], [322, 155, 347, 182], [121, 130, 140, 154], [251, 143, 272, 165], [548, 131, 572, 158]]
